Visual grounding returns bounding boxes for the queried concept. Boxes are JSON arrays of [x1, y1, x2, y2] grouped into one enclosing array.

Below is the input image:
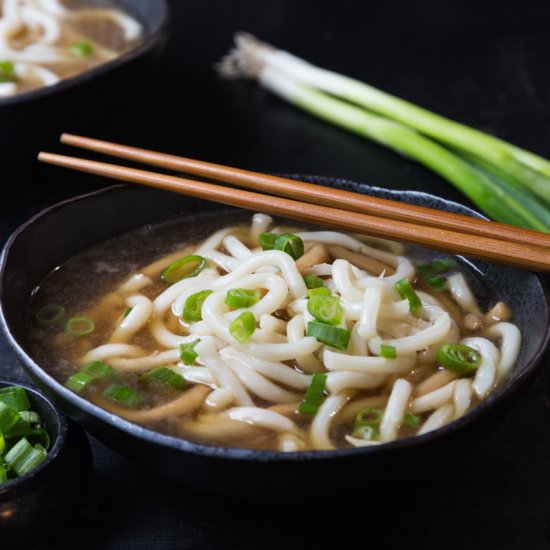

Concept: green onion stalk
[[218, 33, 550, 231]]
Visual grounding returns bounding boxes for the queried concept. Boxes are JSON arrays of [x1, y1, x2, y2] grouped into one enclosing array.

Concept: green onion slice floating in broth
[[307, 321, 350, 350], [229, 311, 256, 343], [225, 288, 261, 309], [143, 367, 187, 390], [35, 304, 65, 327], [162, 255, 207, 284], [66, 316, 95, 336], [179, 339, 201, 365], [307, 294, 344, 326], [298, 373, 327, 416], [103, 386, 142, 409], [438, 343, 481, 373], [182, 290, 213, 322]]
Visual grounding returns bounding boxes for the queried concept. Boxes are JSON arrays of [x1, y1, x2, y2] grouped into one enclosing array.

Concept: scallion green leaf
[[229, 311, 256, 343], [307, 294, 344, 325], [69, 40, 93, 57], [0, 386, 31, 412], [395, 278, 422, 314], [225, 288, 261, 309], [404, 412, 421, 428], [0, 402, 20, 433], [103, 386, 142, 409], [64, 372, 94, 393], [66, 316, 95, 336], [0, 60, 15, 83], [162, 255, 207, 284], [307, 321, 350, 350], [143, 367, 186, 390], [438, 343, 481, 373], [34, 304, 65, 327], [84, 361, 116, 380], [307, 287, 332, 297], [273, 233, 304, 260], [352, 407, 384, 440], [179, 339, 200, 365], [380, 344, 397, 359], [303, 275, 325, 289], [182, 290, 213, 322], [298, 373, 327, 416], [259, 232, 279, 250]]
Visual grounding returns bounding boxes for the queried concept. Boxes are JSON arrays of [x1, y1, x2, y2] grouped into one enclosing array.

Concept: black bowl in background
[[0, 179, 549, 498], [0, 379, 92, 548], [0, 0, 170, 161]]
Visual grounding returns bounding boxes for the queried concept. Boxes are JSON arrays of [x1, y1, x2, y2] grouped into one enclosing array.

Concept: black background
[[3, 0, 550, 548]]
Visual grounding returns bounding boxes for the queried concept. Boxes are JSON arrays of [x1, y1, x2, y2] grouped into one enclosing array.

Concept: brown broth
[[25, 211, 511, 451]]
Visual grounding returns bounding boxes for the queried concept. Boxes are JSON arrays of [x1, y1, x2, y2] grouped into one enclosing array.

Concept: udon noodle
[[0, 0, 142, 97], [27, 213, 521, 452]]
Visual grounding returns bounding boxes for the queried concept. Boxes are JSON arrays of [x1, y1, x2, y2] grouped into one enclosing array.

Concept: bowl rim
[[0, 378, 67, 491], [1, 181, 549, 463], [0, 0, 171, 108]]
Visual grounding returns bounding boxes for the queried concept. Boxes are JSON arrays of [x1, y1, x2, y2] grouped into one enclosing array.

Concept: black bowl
[[0, 0, 170, 161], [0, 379, 92, 548], [1, 179, 549, 498]]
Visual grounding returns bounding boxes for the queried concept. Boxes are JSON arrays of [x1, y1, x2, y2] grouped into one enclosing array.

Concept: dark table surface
[[3, 0, 550, 548]]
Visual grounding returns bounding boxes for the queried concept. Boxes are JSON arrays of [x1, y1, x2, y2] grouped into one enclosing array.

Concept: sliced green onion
[[84, 361, 117, 380], [303, 275, 325, 289], [395, 278, 422, 314], [0, 386, 31, 411], [69, 40, 93, 57], [0, 463, 7, 483], [417, 258, 457, 291], [219, 36, 550, 231], [259, 232, 279, 250], [225, 288, 261, 309], [18, 411, 40, 424], [380, 344, 397, 359], [179, 339, 201, 365], [124, 307, 133, 318], [438, 343, 481, 373], [404, 412, 421, 428], [66, 316, 95, 336], [274, 233, 304, 260], [0, 60, 15, 83], [103, 386, 142, 409], [308, 287, 332, 297], [307, 294, 344, 325], [5, 417, 31, 438], [182, 290, 213, 322], [0, 402, 20, 433], [27, 428, 50, 450], [64, 372, 94, 393], [162, 255, 207, 284], [229, 311, 256, 343], [307, 321, 350, 350], [352, 406, 384, 439], [0, 433, 5, 455], [4, 438, 47, 477], [298, 373, 327, 416], [34, 304, 66, 327], [143, 367, 187, 390]]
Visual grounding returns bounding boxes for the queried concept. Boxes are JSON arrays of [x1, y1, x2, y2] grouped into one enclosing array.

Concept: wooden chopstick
[[60, 133, 550, 250], [38, 151, 550, 272]]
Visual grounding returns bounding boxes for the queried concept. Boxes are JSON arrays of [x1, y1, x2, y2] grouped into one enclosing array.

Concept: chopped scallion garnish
[[0, 60, 15, 83], [103, 386, 142, 409], [0, 386, 31, 411], [307, 287, 331, 297], [64, 372, 94, 393], [34, 304, 66, 327], [273, 233, 304, 260], [380, 344, 397, 359], [143, 367, 186, 390], [259, 232, 279, 250], [307, 321, 350, 350], [69, 40, 93, 57], [303, 275, 325, 289], [162, 255, 207, 284], [225, 288, 261, 309], [66, 316, 95, 336], [182, 290, 213, 322], [352, 407, 384, 440], [438, 343, 481, 373], [229, 311, 256, 343], [404, 412, 421, 428], [307, 294, 344, 326], [0, 401, 20, 433], [417, 257, 457, 291], [395, 278, 422, 314], [298, 373, 327, 416], [179, 339, 201, 365]]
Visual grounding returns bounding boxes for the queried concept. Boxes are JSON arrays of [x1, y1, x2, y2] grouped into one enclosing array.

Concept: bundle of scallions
[[217, 33, 550, 232]]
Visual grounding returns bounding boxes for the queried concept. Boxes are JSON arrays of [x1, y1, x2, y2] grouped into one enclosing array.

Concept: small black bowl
[[1, 179, 549, 498], [0, 379, 92, 548], [0, 0, 170, 161]]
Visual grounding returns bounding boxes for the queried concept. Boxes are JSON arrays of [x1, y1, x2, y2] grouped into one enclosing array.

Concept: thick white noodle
[[310, 392, 351, 450], [204, 388, 234, 410], [453, 379, 473, 420], [226, 407, 298, 433], [80, 343, 143, 364], [108, 349, 181, 372], [223, 235, 253, 260], [411, 381, 457, 414], [250, 213, 273, 242], [461, 337, 499, 398], [110, 295, 153, 344], [326, 371, 385, 394], [286, 314, 324, 373], [324, 350, 417, 374], [379, 379, 412, 442], [485, 322, 521, 380], [418, 405, 455, 435], [448, 272, 482, 315]]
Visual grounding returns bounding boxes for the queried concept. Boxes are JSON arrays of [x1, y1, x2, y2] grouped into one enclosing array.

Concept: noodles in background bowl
[[27, 212, 521, 452], [0, 0, 142, 97]]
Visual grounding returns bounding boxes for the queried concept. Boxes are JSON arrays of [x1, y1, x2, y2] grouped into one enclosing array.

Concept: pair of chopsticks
[[38, 134, 550, 273]]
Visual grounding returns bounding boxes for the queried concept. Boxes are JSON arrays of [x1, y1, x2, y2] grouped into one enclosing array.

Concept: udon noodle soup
[[0, 0, 142, 97], [27, 212, 521, 452]]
